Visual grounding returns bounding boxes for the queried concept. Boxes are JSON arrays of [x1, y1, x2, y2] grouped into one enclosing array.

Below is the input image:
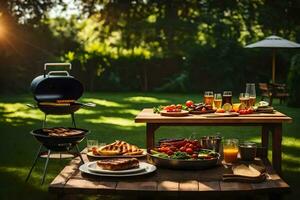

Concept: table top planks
[[49, 151, 290, 197], [135, 108, 292, 124]]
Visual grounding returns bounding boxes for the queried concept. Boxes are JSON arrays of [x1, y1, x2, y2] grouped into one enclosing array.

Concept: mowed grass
[[0, 92, 299, 199]]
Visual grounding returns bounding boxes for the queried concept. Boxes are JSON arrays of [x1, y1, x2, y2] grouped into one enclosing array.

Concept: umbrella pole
[[272, 49, 276, 83]]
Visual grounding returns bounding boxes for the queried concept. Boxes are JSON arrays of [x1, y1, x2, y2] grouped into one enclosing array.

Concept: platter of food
[[87, 140, 146, 158], [187, 102, 216, 114], [80, 159, 157, 177], [87, 158, 148, 174], [160, 110, 189, 117], [147, 138, 220, 169]]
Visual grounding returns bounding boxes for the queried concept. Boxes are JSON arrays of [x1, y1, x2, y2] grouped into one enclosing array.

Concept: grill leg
[[75, 144, 84, 164], [71, 113, 76, 128], [42, 114, 47, 128], [41, 149, 51, 185], [26, 144, 43, 182]]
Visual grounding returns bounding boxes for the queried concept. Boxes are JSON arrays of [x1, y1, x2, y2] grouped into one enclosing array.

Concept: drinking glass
[[222, 91, 232, 105], [213, 93, 222, 109], [223, 139, 239, 163], [204, 91, 214, 106], [246, 83, 256, 107], [239, 93, 250, 108], [87, 139, 98, 152]]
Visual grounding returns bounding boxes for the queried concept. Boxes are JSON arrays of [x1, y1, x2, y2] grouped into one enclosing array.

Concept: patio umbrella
[[245, 35, 300, 83]]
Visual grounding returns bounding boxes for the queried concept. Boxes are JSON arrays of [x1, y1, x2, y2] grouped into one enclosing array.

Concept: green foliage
[[287, 54, 300, 107], [1, 0, 300, 93]]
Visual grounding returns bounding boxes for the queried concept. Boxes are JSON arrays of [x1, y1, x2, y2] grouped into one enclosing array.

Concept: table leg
[[146, 123, 159, 150], [262, 125, 270, 159], [272, 124, 282, 175]]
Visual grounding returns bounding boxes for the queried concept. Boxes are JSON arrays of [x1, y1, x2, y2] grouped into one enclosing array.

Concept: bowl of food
[[147, 138, 220, 169]]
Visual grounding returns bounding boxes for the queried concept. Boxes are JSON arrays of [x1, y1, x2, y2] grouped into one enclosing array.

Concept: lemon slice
[[232, 103, 246, 112], [222, 103, 232, 112]]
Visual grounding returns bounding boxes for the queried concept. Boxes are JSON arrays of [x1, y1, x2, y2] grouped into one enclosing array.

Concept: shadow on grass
[[1, 93, 300, 199]]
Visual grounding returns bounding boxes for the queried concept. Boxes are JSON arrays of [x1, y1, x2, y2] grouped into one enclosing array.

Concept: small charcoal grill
[[26, 127, 89, 184], [27, 63, 95, 127], [31, 127, 89, 151], [26, 63, 94, 184]]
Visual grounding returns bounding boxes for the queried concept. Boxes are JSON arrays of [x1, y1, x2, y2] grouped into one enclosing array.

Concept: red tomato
[[216, 108, 225, 113], [179, 147, 186, 152], [167, 150, 174, 155], [201, 107, 206, 112], [186, 148, 193, 154], [188, 143, 194, 149], [247, 108, 254, 114], [239, 109, 246, 115], [185, 100, 194, 107]]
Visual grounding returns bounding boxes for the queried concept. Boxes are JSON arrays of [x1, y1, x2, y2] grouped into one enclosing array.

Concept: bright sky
[[48, 0, 81, 18], [48, 0, 103, 19]]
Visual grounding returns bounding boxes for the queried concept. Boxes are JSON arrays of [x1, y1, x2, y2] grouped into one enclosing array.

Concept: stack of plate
[[79, 161, 157, 177]]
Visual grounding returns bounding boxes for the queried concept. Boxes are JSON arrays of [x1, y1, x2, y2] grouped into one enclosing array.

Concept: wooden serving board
[[160, 110, 189, 117], [222, 163, 267, 183]]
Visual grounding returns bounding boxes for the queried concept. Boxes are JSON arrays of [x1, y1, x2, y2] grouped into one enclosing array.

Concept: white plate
[[86, 150, 147, 158], [87, 161, 147, 174], [79, 162, 156, 177]]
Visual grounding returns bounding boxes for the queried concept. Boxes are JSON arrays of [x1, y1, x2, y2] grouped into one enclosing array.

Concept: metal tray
[[147, 151, 220, 170]]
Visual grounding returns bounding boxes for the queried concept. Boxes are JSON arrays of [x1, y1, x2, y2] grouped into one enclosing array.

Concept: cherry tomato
[[247, 108, 254, 114], [216, 108, 225, 113], [186, 148, 193, 154], [179, 147, 186, 152], [167, 150, 174, 155], [186, 100, 194, 107], [239, 109, 246, 114]]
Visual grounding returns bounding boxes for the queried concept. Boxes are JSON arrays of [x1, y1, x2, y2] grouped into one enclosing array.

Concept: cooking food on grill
[[96, 158, 139, 171], [93, 140, 144, 156], [39, 102, 71, 106], [42, 127, 84, 137]]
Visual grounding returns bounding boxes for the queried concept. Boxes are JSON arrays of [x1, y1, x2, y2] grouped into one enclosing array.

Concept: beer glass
[[204, 91, 214, 106], [222, 91, 232, 105], [239, 93, 250, 108], [246, 83, 256, 107], [213, 93, 222, 109]]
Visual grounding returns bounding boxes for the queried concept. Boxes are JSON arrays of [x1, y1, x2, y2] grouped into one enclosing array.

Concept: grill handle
[[48, 71, 70, 77], [44, 63, 72, 77]]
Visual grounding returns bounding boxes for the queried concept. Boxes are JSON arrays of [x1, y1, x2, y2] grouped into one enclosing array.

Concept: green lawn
[[0, 92, 299, 199]]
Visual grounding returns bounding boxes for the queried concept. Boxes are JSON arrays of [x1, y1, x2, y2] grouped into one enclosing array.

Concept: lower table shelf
[[49, 150, 290, 198]]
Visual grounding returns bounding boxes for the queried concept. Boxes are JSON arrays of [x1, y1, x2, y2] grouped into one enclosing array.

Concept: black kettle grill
[[27, 63, 95, 127], [26, 63, 94, 184]]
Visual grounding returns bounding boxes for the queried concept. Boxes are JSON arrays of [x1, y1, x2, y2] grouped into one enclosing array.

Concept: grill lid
[[30, 63, 84, 102]]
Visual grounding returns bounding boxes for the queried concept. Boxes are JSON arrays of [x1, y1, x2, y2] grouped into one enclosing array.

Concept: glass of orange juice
[[223, 139, 239, 163]]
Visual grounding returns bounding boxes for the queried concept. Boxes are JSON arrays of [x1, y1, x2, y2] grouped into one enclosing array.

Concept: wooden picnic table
[[49, 150, 290, 199], [135, 109, 292, 175]]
